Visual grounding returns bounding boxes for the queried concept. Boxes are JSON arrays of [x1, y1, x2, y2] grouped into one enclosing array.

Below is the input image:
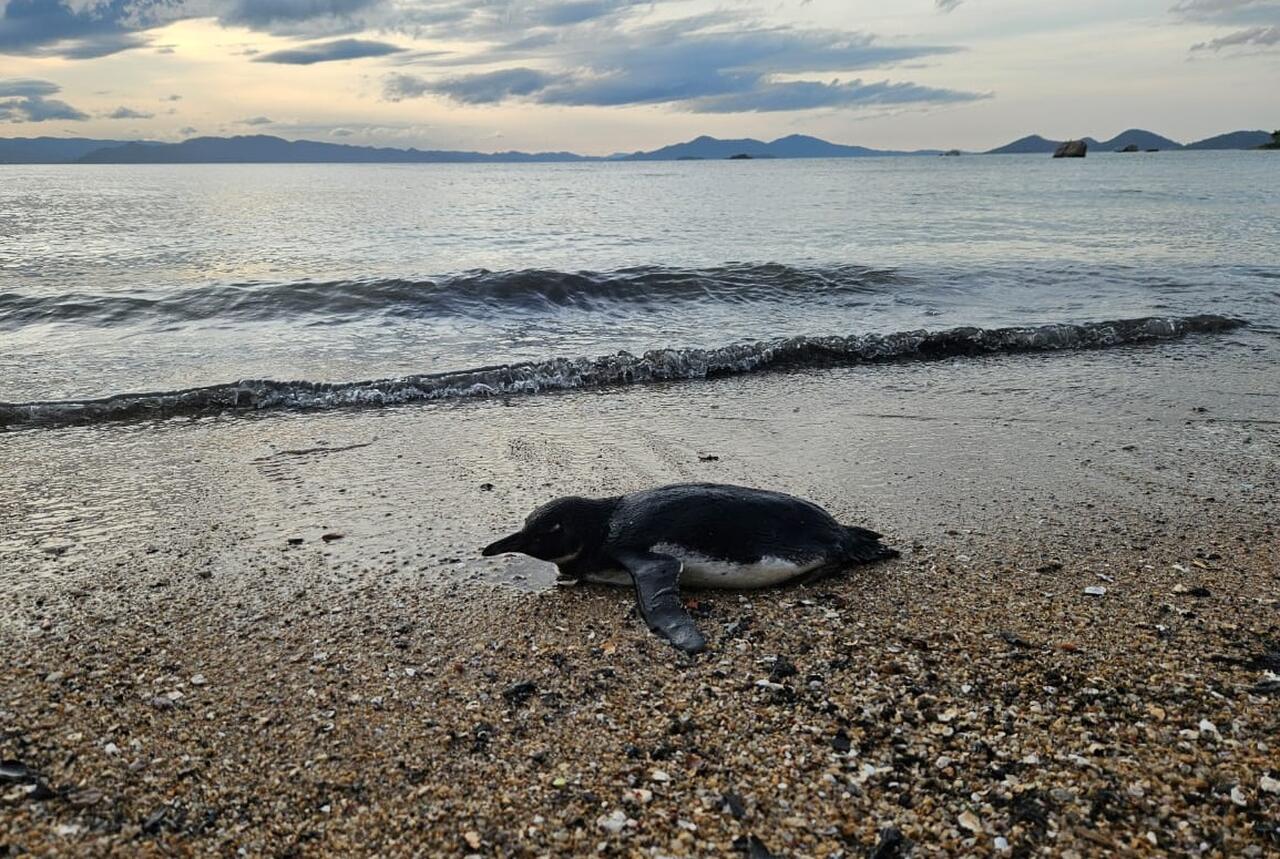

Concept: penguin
[[481, 483, 898, 654]]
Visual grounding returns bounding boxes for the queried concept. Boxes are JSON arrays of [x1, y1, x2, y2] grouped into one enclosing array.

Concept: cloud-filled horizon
[[1, 0, 1277, 153]]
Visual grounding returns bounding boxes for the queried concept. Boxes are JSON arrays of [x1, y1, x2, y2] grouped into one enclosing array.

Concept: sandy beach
[[3, 335, 1278, 856]]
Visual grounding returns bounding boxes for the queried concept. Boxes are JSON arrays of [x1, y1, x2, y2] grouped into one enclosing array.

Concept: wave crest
[[0, 263, 898, 327], [0, 315, 1244, 429]]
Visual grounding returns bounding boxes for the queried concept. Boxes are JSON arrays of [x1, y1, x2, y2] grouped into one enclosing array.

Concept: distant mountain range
[[985, 128, 1272, 154], [0, 129, 1274, 165], [615, 134, 938, 160], [76, 135, 585, 164]]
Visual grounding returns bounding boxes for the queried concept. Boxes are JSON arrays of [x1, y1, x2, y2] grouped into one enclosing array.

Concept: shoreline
[[3, 338, 1278, 855]]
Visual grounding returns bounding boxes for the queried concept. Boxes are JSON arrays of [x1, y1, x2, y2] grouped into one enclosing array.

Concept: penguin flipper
[[614, 551, 707, 655]]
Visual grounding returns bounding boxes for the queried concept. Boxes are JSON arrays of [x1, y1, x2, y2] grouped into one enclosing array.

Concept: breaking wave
[[0, 315, 1244, 430]]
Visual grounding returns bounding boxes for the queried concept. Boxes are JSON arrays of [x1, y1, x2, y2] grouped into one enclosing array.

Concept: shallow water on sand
[[2, 329, 1275, 605]]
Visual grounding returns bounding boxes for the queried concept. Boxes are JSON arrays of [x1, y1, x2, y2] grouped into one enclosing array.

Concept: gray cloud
[[0, 0, 386, 59], [0, 96, 89, 121], [686, 78, 987, 113], [3, 1, 981, 118], [393, 0, 660, 39], [388, 67, 565, 103], [0, 76, 89, 121], [108, 106, 154, 118], [179, 125, 198, 134], [163, 94, 182, 101], [1174, 0, 1280, 51], [241, 115, 275, 125], [218, 0, 386, 36], [1173, 0, 1280, 24], [382, 73, 431, 101], [384, 16, 977, 113], [254, 37, 404, 64], [1192, 23, 1280, 48], [0, 0, 152, 59], [0, 78, 61, 98]]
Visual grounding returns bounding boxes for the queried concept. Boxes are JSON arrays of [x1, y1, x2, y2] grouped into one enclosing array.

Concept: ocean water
[[1, 152, 1278, 427]]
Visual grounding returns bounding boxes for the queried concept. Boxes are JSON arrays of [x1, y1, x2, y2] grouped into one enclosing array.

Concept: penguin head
[[481, 496, 594, 564]]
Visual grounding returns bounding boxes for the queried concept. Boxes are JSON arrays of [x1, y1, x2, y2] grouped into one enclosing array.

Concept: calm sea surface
[[1, 152, 1277, 416]]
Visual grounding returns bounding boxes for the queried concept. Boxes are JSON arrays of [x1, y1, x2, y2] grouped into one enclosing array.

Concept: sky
[[1, 0, 1277, 154]]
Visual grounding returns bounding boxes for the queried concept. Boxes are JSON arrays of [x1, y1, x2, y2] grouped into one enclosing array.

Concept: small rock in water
[[958, 810, 982, 832], [698, 454, 720, 462], [831, 729, 851, 753], [994, 836, 1010, 851], [150, 695, 177, 710], [286, 537, 303, 546], [190, 674, 207, 686], [1231, 786, 1248, 806], [649, 769, 670, 782], [463, 830, 482, 849], [320, 532, 344, 542], [479, 483, 494, 492], [1260, 775, 1280, 794], [1083, 586, 1107, 596]]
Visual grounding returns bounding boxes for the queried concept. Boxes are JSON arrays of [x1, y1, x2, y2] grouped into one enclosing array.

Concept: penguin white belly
[[577, 545, 823, 589], [657, 543, 820, 589]]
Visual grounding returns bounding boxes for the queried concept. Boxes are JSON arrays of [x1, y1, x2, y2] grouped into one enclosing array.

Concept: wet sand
[[3, 334, 1278, 856]]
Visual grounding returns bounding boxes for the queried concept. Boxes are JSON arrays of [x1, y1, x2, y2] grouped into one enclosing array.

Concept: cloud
[[1173, 0, 1280, 24], [0, 0, 387, 59], [936, 0, 963, 11], [1174, 0, 1280, 51], [0, 76, 88, 121], [179, 125, 198, 134], [241, 115, 275, 125], [387, 67, 564, 103], [218, 0, 386, 36], [0, 0, 153, 59], [686, 78, 988, 113], [1191, 23, 1280, 48], [254, 37, 404, 64], [0, 78, 60, 98], [163, 94, 182, 101], [108, 106, 154, 118], [384, 17, 978, 113]]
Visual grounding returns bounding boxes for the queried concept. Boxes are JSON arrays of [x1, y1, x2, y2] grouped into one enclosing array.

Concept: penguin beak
[[481, 530, 527, 557]]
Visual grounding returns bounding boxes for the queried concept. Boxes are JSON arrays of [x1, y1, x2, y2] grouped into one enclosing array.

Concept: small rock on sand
[[596, 810, 628, 834]]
